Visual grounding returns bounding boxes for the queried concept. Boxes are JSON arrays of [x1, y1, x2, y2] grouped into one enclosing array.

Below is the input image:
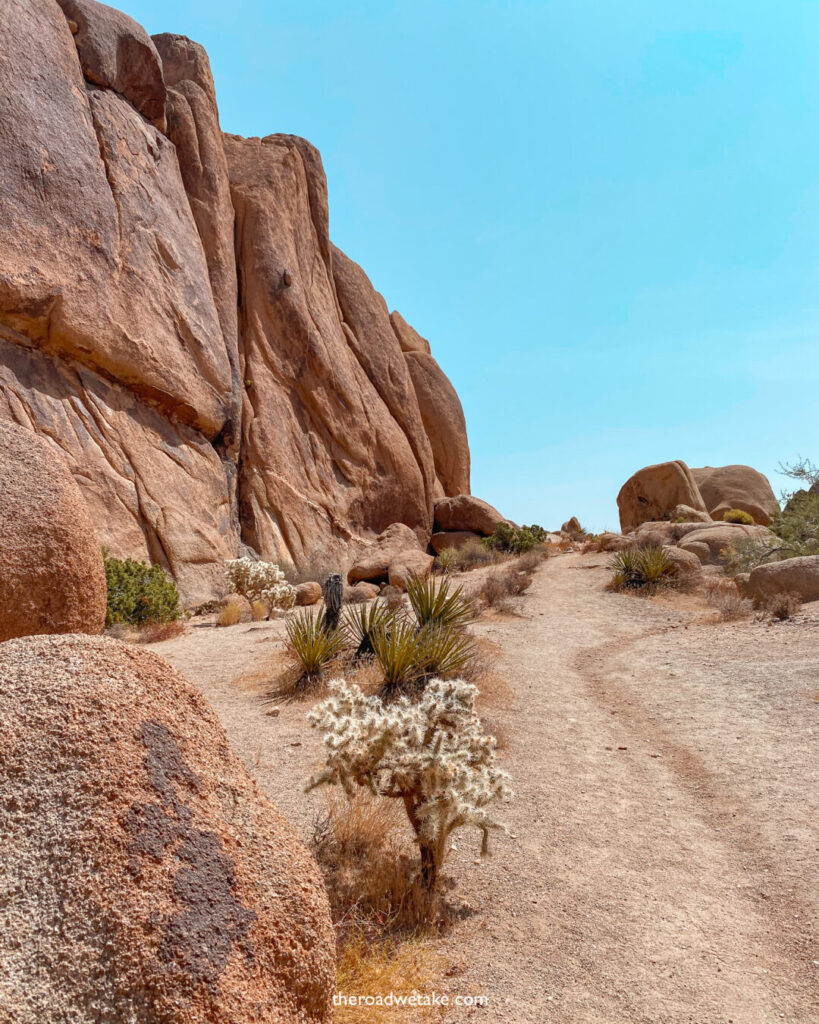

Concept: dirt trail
[[156, 553, 819, 1024]]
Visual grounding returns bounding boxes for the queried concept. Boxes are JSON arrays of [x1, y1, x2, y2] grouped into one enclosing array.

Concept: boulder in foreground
[[0, 634, 334, 1024], [617, 460, 707, 532], [434, 495, 507, 536], [746, 555, 819, 604], [0, 420, 106, 642]]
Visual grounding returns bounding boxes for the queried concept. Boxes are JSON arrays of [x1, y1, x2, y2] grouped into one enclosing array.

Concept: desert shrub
[[433, 546, 458, 575], [344, 602, 396, 659], [477, 565, 533, 611], [250, 599, 268, 621], [371, 617, 424, 691], [608, 544, 677, 592], [702, 578, 753, 621], [285, 608, 346, 687], [307, 678, 512, 892], [455, 537, 498, 570], [765, 591, 802, 621], [217, 601, 242, 627], [721, 536, 781, 575], [483, 521, 546, 555], [104, 552, 180, 627], [137, 620, 187, 644], [224, 557, 296, 609], [516, 548, 548, 574], [407, 575, 473, 630], [722, 508, 755, 525], [380, 585, 406, 612], [768, 490, 819, 557]]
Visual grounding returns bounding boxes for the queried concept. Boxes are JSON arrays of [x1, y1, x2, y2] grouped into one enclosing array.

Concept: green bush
[[722, 508, 755, 525], [769, 490, 819, 557], [483, 522, 546, 555], [104, 552, 180, 627], [608, 545, 677, 592]]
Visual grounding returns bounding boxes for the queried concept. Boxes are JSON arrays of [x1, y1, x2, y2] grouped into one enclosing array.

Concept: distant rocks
[[434, 495, 507, 537], [690, 465, 779, 526], [0, 421, 106, 642], [617, 461, 707, 532], [677, 523, 773, 565], [745, 556, 819, 604], [348, 523, 433, 590], [0, 634, 335, 1024]]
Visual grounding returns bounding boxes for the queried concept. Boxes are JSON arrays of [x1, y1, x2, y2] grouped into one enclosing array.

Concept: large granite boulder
[[0, 421, 106, 642], [746, 556, 819, 604], [348, 522, 431, 585], [434, 495, 507, 536], [677, 523, 774, 565], [691, 465, 779, 526], [617, 461, 707, 532], [0, 634, 334, 1023]]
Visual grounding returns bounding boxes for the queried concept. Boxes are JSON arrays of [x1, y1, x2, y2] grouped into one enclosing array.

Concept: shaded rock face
[[0, 1, 469, 601], [0, 420, 107, 641], [0, 634, 335, 1024], [617, 461, 707, 532], [690, 465, 779, 526]]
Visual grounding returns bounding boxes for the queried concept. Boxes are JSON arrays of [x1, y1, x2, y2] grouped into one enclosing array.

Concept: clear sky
[[123, 0, 818, 531]]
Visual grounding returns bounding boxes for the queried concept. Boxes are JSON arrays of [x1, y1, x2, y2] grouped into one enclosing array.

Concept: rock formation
[[434, 494, 508, 536], [0, 0, 470, 602], [0, 420, 106, 641], [617, 461, 707, 532], [690, 465, 779, 526], [0, 634, 335, 1023]]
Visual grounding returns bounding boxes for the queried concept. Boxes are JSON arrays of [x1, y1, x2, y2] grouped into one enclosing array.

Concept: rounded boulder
[[0, 420, 107, 642], [0, 634, 335, 1024]]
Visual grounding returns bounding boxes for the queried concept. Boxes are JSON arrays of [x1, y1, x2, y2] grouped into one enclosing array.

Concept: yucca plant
[[371, 617, 424, 692], [343, 602, 396, 659], [416, 624, 476, 681], [434, 546, 458, 575], [406, 575, 473, 630], [608, 544, 676, 592], [286, 607, 346, 686]]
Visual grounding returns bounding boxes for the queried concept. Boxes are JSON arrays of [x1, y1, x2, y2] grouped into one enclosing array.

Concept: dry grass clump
[[452, 537, 498, 571], [381, 585, 406, 612], [311, 791, 439, 935], [136, 620, 187, 644], [217, 601, 242, 627], [335, 930, 443, 1024], [250, 599, 268, 621], [702, 578, 753, 621], [475, 564, 534, 612], [764, 591, 802, 621]]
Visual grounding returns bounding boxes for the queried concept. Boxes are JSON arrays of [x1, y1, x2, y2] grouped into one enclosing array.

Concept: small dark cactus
[[322, 573, 343, 631]]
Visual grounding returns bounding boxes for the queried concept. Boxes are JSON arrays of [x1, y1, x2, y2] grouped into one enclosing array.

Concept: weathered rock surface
[[391, 311, 470, 497], [0, 420, 106, 641], [0, 634, 334, 1024], [691, 465, 779, 526], [746, 556, 819, 604], [56, 0, 167, 129], [670, 504, 713, 524], [0, 1, 470, 602], [561, 516, 585, 538], [344, 581, 380, 602], [434, 495, 507, 536], [661, 545, 705, 586], [294, 582, 323, 606], [430, 530, 483, 554], [348, 522, 426, 584], [617, 461, 707, 532], [677, 523, 773, 565], [630, 520, 707, 548], [388, 549, 435, 589]]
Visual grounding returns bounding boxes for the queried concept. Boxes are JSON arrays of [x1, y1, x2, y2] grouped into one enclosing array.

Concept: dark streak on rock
[[123, 719, 256, 986]]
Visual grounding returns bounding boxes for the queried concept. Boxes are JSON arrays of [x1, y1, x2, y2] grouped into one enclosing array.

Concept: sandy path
[[155, 554, 819, 1024]]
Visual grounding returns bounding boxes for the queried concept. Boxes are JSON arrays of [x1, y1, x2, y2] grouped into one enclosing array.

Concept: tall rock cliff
[[0, 0, 470, 601]]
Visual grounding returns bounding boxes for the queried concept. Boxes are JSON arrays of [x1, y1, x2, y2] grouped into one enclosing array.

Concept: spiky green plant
[[416, 624, 476, 680], [371, 617, 423, 690], [406, 575, 473, 630], [285, 607, 346, 685], [434, 546, 459, 574], [343, 602, 396, 659], [608, 544, 676, 592], [306, 678, 513, 892]]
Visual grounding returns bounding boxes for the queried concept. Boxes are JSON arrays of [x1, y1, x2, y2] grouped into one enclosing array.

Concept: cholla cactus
[[224, 558, 296, 610], [306, 678, 512, 890]]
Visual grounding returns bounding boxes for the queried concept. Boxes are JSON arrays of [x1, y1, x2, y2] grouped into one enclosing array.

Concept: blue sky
[[125, 0, 818, 530]]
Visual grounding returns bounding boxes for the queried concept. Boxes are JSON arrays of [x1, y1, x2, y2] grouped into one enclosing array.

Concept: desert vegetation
[[607, 544, 678, 593], [103, 550, 180, 627]]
